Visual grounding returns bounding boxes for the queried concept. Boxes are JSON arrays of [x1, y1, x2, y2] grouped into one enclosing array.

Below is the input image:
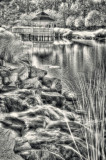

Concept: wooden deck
[[12, 27, 55, 42]]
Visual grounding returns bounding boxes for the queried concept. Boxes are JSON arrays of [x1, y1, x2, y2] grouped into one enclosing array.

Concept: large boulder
[[0, 89, 42, 112], [14, 139, 31, 153], [18, 89, 42, 105], [41, 77, 62, 93], [0, 76, 2, 85], [63, 91, 78, 102], [17, 89, 35, 100], [18, 66, 29, 81], [0, 127, 23, 160], [28, 66, 47, 79], [24, 117, 46, 130], [0, 119, 25, 136], [41, 91, 65, 107], [19, 77, 42, 89], [0, 95, 29, 113], [0, 67, 18, 87], [0, 67, 11, 78]]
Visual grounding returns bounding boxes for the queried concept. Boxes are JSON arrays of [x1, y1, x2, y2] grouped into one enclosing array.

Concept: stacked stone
[[0, 65, 85, 160]]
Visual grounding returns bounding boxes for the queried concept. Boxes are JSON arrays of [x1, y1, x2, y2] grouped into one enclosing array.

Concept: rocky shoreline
[[0, 64, 86, 160]]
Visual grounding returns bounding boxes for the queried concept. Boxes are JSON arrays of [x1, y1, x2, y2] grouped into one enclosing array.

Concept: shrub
[[66, 16, 76, 27], [85, 10, 103, 28], [74, 17, 85, 28]]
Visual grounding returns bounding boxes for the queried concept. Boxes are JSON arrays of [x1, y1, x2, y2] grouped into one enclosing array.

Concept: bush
[[74, 17, 85, 29], [66, 16, 76, 28], [85, 10, 103, 28]]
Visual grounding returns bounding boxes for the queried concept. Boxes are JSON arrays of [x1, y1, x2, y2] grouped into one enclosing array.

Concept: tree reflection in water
[[22, 40, 106, 92]]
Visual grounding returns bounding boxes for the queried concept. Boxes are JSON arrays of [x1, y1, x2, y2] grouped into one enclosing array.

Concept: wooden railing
[[12, 27, 54, 36], [12, 27, 32, 34]]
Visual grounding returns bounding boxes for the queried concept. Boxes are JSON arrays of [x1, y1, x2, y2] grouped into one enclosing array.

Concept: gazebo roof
[[32, 11, 55, 22]]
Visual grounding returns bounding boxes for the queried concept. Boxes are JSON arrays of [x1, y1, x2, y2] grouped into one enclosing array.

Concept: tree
[[45, 9, 64, 27], [0, 3, 4, 17], [45, 9, 62, 20], [66, 16, 76, 27], [85, 10, 103, 27], [75, 16, 85, 28], [59, 2, 70, 27]]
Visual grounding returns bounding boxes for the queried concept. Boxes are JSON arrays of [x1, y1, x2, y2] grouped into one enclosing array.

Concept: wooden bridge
[[12, 27, 55, 42]]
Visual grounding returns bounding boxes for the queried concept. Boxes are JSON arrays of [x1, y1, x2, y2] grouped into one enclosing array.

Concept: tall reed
[[63, 66, 106, 160], [78, 67, 106, 160]]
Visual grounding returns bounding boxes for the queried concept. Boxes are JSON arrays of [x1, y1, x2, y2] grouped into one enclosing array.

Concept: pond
[[23, 39, 106, 93]]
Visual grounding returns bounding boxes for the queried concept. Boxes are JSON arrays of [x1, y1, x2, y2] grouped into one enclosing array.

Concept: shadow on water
[[22, 40, 106, 93]]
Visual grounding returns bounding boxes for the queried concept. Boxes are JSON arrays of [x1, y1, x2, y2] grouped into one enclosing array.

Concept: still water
[[24, 40, 106, 93]]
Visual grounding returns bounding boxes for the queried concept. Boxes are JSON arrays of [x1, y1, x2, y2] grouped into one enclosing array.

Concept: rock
[[51, 78, 62, 93], [5, 116, 25, 126], [14, 141, 31, 153], [0, 96, 29, 112], [63, 91, 77, 102], [26, 96, 38, 106], [17, 89, 34, 100], [0, 85, 17, 93], [0, 116, 26, 136], [42, 77, 62, 93], [0, 127, 23, 160], [19, 149, 64, 160], [25, 117, 45, 130], [0, 89, 42, 112], [18, 66, 29, 81], [0, 120, 24, 136], [9, 70, 19, 84], [0, 27, 5, 32], [15, 138, 27, 146], [0, 68, 11, 78], [3, 76, 11, 85], [41, 92, 65, 107], [19, 77, 42, 89], [42, 85, 51, 92], [46, 120, 82, 134], [19, 151, 34, 160], [17, 106, 60, 121], [23, 129, 75, 150], [64, 101, 77, 111], [29, 66, 47, 79], [0, 59, 3, 66], [0, 68, 19, 86], [0, 77, 2, 85], [75, 110, 87, 116]]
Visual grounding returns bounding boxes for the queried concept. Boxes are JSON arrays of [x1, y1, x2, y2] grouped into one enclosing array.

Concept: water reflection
[[23, 40, 106, 92]]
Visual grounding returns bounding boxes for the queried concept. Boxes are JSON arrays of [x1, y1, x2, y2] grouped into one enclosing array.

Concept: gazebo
[[32, 11, 56, 28], [12, 11, 56, 42]]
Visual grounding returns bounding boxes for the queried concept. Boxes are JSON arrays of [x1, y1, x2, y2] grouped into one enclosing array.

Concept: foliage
[[0, 0, 105, 28], [78, 68, 106, 160], [85, 10, 103, 27], [0, 29, 24, 64], [45, 9, 64, 26], [70, 0, 83, 16], [74, 17, 85, 28], [66, 16, 76, 27]]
